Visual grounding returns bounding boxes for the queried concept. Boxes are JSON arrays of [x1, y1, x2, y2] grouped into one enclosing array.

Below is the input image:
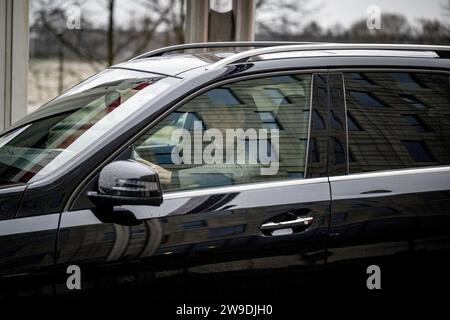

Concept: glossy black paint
[[0, 52, 449, 298], [0, 210, 58, 298], [55, 180, 330, 294], [326, 170, 450, 292], [0, 184, 25, 220]]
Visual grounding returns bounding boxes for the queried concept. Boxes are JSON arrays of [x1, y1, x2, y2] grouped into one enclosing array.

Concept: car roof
[[112, 52, 234, 77], [113, 42, 450, 78]]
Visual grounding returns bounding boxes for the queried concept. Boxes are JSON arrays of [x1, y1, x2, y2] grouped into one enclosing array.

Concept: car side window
[[130, 74, 312, 192], [345, 71, 450, 173]]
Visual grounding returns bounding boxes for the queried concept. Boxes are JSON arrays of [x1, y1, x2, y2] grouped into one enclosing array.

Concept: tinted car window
[[131, 74, 312, 192], [0, 69, 171, 183], [344, 71, 450, 173]]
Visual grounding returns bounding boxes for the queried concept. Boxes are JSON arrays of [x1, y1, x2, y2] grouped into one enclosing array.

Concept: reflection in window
[[350, 91, 384, 108], [265, 88, 290, 105], [151, 145, 175, 164], [313, 110, 325, 129], [287, 172, 304, 178], [403, 115, 429, 133], [391, 73, 425, 89], [350, 73, 374, 85], [347, 112, 362, 131], [310, 138, 320, 162], [332, 137, 345, 164], [402, 140, 434, 162], [399, 94, 427, 109], [318, 87, 328, 104], [344, 71, 450, 174], [331, 111, 343, 129], [132, 74, 313, 192], [349, 149, 356, 162], [256, 111, 281, 130], [270, 75, 297, 84], [207, 88, 241, 105]]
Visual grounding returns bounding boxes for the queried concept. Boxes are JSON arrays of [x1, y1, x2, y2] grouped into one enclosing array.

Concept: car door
[[54, 72, 332, 297], [0, 184, 58, 299], [327, 69, 450, 291]]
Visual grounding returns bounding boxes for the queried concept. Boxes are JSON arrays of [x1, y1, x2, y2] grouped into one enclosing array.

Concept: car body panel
[[55, 178, 331, 294], [0, 47, 449, 297]]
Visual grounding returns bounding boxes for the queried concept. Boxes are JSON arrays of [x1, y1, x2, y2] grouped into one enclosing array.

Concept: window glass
[[0, 69, 170, 183], [331, 111, 343, 129], [399, 94, 427, 109], [349, 91, 384, 108], [347, 112, 362, 131], [265, 88, 290, 106], [207, 88, 241, 105], [312, 110, 325, 129], [401, 140, 434, 162], [403, 115, 429, 133], [345, 71, 450, 173], [349, 72, 375, 86], [391, 73, 426, 89], [131, 74, 312, 192]]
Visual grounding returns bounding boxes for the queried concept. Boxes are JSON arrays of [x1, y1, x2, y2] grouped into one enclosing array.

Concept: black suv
[[1, 42, 450, 299]]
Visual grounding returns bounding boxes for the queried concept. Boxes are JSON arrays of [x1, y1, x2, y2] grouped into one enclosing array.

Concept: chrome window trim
[[341, 72, 350, 175], [163, 177, 329, 200], [65, 68, 327, 211], [303, 73, 315, 177], [329, 68, 450, 74], [329, 165, 450, 182]]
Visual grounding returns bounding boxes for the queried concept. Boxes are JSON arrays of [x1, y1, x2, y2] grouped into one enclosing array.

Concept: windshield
[[0, 69, 177, 184]]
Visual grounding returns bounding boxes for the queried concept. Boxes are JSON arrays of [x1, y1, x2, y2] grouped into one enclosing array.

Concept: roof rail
[[130, 41, 319, 60], [208, 43, 450, 69]]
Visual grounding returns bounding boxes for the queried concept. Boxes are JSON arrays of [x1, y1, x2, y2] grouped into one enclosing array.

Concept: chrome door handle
[[260, 216, 314, 232]]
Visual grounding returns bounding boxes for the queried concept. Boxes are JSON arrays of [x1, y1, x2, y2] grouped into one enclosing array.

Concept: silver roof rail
[[208, 43, 450, 69], [130, 41, 319, 60]]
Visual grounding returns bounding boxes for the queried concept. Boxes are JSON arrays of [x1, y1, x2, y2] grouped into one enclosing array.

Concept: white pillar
[[0, 0, 29, 131], [185, 0, 210, 43]]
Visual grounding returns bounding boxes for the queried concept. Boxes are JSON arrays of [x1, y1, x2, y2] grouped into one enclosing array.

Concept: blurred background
[[25, 0, 450, 111]]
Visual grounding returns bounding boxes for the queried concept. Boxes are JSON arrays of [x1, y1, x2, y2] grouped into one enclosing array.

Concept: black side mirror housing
[[88, 160, 163, 207]]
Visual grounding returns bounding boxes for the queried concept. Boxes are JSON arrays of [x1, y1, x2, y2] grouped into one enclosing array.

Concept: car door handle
[[260, 216, 314, 235]]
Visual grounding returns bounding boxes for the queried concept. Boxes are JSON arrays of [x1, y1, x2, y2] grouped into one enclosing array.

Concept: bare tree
[[255, 0, 317, 38], [31, 0, 104, 64], [107, 0, 115, 66], [349, 13, 413, 43], [418, 19, 450, 44], [105, 0, 185, 63], [442, 0, 450, 17]]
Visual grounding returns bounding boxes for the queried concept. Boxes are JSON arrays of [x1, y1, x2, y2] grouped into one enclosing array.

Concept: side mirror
[[87, 160, 163, 207]]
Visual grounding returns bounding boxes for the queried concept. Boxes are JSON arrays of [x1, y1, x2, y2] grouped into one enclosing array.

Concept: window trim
[[329, 165, 450, 182], [164, 176, 329, 200]]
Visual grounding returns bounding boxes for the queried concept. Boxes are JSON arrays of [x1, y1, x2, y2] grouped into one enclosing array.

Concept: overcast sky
[[51, 0, 446, 30], [315, 0, 444, 29]]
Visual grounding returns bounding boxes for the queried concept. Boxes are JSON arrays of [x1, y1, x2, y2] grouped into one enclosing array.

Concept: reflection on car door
[[0, 185, 58, 298]]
